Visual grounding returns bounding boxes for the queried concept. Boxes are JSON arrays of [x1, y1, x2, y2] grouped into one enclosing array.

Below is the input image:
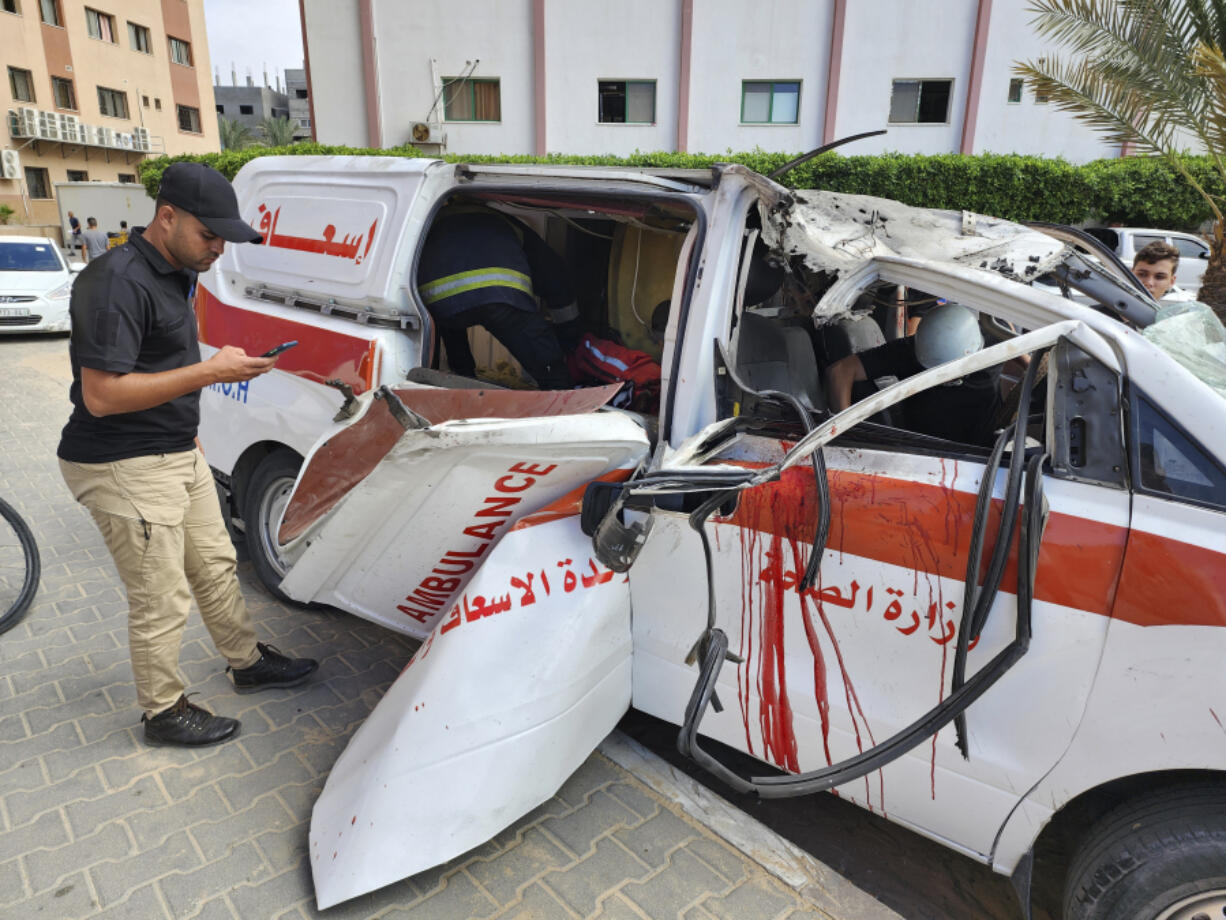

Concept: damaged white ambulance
[[197, 156, 1226, 919]]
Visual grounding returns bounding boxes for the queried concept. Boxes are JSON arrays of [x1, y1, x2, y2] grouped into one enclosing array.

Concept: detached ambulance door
[[628, 319, 1132, 859], [298, 384, 651, 908]]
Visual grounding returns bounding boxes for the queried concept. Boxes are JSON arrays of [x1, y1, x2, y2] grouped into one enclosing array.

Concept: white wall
[[685, 0, 833, 155], [303, 0, 367, 146], [543, 0, 680, 155], [305, 0, 1123, 163], [372, 0, 535, 154], [971, 3, 1117, 160], [831, 0, 976, 156]]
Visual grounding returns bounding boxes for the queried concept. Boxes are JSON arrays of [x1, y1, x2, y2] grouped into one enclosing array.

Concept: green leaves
[[135, 147, 1223, 231]]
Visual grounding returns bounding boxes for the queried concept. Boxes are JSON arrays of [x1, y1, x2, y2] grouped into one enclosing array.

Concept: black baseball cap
[[157, 162, 262, 243]]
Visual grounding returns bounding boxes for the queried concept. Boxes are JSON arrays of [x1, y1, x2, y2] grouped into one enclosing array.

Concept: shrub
[[135, 146, 1220, 231]]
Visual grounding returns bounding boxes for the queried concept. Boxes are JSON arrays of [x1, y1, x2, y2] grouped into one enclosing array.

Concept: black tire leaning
[[0, 496, 40, 635], [242, 449, 304, 606], [1063, 781, 1226, 920]]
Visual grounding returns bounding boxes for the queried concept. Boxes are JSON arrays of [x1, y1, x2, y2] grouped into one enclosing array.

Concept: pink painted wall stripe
[[678, 0, 694, 153], [533, 0, 547, 155], [959, 0, 993, 154], [359, 0, 382, 148], [822, 0, 847, 145]]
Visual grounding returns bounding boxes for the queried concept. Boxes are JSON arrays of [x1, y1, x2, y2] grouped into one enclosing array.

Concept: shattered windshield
[[1142, 301, 1226, 399]]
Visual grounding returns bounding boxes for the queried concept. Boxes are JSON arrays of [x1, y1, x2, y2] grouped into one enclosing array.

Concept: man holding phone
[[58, 162, 318, 747]]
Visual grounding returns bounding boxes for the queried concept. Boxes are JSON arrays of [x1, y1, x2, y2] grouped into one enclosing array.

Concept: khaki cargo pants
[[60, 449, 261, 717]]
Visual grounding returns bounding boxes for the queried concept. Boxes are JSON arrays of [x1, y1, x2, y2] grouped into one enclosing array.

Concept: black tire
[[0, 496, 40, 635], [242, 449, 304, 606], [1063, 782, 1226, 920]]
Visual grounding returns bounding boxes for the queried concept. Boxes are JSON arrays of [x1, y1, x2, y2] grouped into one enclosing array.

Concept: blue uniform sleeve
[[519, 225, 575, 309]]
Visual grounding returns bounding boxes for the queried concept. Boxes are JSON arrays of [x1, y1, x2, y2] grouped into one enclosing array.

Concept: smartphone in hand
[[262, 340, 299, 358]]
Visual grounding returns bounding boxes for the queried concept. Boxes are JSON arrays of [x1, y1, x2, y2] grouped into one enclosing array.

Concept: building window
[[177, 104, 201, 133], [142, 94, 149, 107], [39, 0, 59, 26], [127, 21, 151, 53], [295, 88, 307, 99], [154, 97, 161, 110], [215, 103, 224, 113], [117, 173, 136, 183], [66, 169, 88, 181], [888, 78, 953, 123], [1008, 78, 1024, 104], [238, 104, 253, 115], [85, 7, 116, 42], [299, 117, 310, 127], [741, 80, 800, 124], [52, 76, 75, 109], [97, 85, 128, 118], [25, 166, 50, 199], [442, 77, 500, 121], [598, 80, 655, 124], [1034, 86, 1051, 104], [8, 67, 35, 103], [168, 36, 192, 66], [2, 1, 18, 16]]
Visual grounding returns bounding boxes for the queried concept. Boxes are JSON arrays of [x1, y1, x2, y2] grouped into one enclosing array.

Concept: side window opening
[[725, 252, 1036, 457], [1131, 390, 1226, 509], [413, 192, 694, 424]]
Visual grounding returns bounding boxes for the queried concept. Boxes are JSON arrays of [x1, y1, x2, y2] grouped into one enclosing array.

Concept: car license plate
[[0, 307, 30, 317]]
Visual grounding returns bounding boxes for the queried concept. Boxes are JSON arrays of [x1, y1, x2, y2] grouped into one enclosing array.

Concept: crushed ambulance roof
[[763, 190, 1069, 319]]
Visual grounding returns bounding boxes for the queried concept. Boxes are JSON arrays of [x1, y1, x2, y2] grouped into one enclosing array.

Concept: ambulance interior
[[415, 191, 1037, 456], [419, 191, 693, 401]]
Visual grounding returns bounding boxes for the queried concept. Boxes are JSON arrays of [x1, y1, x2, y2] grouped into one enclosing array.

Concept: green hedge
[[137, 145, 1225, 231]]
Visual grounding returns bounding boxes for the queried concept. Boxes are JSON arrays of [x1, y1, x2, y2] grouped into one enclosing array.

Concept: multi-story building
[[214, 77, 290, 142], [299, 0, 1118, 162], [285, 67, 311, 141], [1, 0, 218, 231]]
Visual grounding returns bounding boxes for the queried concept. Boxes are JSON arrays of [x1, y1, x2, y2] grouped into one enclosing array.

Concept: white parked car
[[1084, 226, 1211, 294], [0, 236, 80, 334], [197, 157, 1226, 920]]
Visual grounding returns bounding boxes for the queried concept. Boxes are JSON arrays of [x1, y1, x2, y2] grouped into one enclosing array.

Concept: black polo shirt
[[859, 337, 1002, 448], [57, 231, 201, 463]]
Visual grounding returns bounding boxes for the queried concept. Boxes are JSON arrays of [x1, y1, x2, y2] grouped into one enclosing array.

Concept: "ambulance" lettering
[[396, 461, 557, 623]]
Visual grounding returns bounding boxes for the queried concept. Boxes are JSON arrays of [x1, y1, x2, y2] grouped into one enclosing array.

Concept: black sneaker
[[228, 642, 319, 693], [142, 695, 239, 747]]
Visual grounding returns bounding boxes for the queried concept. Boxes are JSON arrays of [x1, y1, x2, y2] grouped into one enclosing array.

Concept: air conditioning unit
[[1, 149, 20, 180], [97, 126, 115, 147], [132, 126, 150, 152], [410, 122, 436, 144], [79, 124, 99, 146], [58, 113, 80, 143], [18, 107, 38, 137], [36, 110, 60, 140]]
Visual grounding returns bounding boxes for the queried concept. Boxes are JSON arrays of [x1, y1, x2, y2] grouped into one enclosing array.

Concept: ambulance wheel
[[1063, 782, 1226, 920], [243, 449, 303, 606]]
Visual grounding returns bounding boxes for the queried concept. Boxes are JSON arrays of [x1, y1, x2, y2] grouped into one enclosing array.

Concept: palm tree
[[1016, 0, 1226, 313], [259, 116, 298, 148], [217, 117, 254, 151]]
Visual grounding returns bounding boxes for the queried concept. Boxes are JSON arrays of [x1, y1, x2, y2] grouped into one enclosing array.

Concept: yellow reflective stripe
[[418, 268, 533, 305]]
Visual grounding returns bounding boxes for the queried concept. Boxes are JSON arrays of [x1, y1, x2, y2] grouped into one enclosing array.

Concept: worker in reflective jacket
[[417, 208, 576, 389]]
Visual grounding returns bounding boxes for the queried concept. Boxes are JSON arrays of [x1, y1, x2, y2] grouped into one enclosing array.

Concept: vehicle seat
[[817, 313, 887, 364], [735, 311, 826, 412]]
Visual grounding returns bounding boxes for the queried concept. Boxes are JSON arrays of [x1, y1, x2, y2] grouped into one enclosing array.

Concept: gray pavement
[[0, 334, 897, 919]]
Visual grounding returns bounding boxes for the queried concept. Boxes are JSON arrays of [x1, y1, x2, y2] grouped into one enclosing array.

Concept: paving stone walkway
[[0, 334, 893, 919]]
